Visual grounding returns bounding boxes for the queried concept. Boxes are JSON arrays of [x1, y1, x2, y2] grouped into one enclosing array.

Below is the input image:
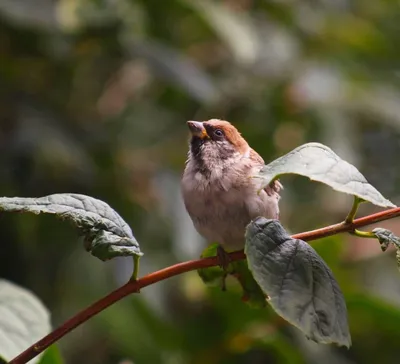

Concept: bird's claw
[[217, 245, 231, 271]]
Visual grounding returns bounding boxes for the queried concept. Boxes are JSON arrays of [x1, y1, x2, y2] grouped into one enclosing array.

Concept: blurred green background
[[1, 0, 400, 363]]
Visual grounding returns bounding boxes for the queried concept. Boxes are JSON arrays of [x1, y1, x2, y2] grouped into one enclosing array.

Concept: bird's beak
[[187, 121, 209, 139]]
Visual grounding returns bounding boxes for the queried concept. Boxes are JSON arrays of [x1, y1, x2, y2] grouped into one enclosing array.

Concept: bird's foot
[[217, 245, 231, 271], [217, 245, 232, 291], [217, 245, 232, 292]]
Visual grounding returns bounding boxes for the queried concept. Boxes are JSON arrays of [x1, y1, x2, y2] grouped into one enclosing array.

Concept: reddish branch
[[9, 207, 400, 364]]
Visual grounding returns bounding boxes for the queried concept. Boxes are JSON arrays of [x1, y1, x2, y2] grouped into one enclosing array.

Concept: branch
[[10, 207, 400, 364]]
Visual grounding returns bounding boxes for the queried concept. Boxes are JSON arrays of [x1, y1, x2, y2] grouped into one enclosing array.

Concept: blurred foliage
[[1, 0, 400, 363], [39, 345, 64, 364]]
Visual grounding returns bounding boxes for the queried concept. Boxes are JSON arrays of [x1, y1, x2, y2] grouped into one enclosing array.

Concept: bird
[[181, 119, 281, 266]]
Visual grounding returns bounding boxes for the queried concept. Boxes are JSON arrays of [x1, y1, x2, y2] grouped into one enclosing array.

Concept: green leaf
[[198, 244, 266, 308], [254, 142, 395, 208], [197, 244, 225, 287], [229, 260, 267, 309], [245, 218, 351, 348], [0, 194, 143, 262], [0, 280, 51, 364], [38, 345, 64, 364]]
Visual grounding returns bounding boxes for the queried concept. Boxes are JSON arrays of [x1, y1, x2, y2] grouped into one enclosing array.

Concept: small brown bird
[[181, 119, 281, 263]]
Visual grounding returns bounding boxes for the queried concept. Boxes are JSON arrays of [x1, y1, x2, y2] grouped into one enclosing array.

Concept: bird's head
[[186, 119, 249, 170]]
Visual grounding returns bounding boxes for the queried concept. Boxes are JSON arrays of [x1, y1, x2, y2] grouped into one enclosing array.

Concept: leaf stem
[[131, 255, 140, 281], [9, 206, 400, 364], [350, 229, 377, 238], [345, 196, 362, 223]]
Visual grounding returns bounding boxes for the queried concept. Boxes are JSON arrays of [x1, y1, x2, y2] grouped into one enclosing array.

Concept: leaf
[[198, 244, 266, 308], [245, 218, 351, 347], [371, 228, 400, 270], [38, 345, 64, 364], [254, 143, 395, 208], [229, 260, 267, 309], [373, 228, 400, 251], [0, 279, 51, 364], [197, 244, 225, 287], [0, 194, 143, 261]]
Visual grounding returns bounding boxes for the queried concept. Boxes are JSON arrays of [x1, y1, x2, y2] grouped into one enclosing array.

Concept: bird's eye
[[214, 129, 224, 137]]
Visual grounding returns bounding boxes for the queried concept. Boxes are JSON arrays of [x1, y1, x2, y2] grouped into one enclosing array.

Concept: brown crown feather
[[204, 119, 249, 154]]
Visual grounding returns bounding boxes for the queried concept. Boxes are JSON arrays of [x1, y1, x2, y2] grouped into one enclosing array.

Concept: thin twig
[[9, 207, 400, 364]]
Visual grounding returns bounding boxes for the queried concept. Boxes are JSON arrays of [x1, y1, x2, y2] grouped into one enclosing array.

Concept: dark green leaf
[[0, 280, 51, 364], [245, 218, 351, 347], [254, 143, 395, 208], [0, 194, 143, 261]]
